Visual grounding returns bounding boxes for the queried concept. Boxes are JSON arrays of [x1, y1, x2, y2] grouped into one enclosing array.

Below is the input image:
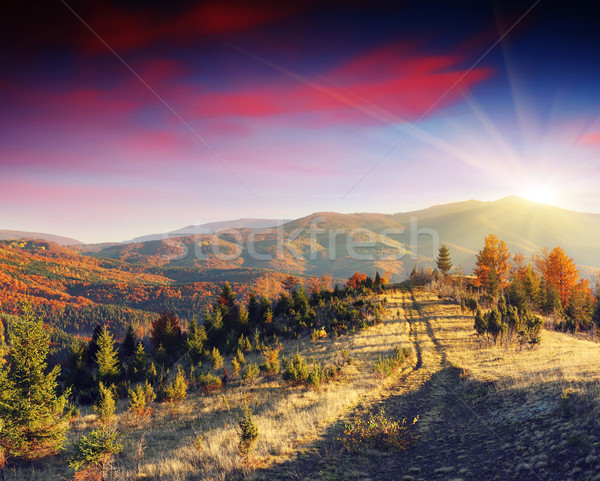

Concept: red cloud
[[183, 42, 494, 126], [1, 40, 494, 152], [83, 2, 301, 53]]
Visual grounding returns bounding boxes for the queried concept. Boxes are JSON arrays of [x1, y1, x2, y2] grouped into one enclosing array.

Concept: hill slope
[[0, 229, 82, 245], [92, 196, 600, 280], [128, 218, 290, 243]]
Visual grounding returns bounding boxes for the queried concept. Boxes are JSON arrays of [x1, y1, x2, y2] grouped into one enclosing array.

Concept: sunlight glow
[[521, 184, 558, 205]]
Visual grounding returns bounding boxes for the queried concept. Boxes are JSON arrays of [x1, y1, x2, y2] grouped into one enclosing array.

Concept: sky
[[1, 0, 599, 243]]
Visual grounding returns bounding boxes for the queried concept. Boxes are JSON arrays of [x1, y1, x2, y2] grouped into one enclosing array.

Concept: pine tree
[[237, 304, 250, 334], [129, 342, 148, 382], [0, 304, 70, 465], [436, 244, 453, 277], [218, 282, 236, 309], [93, 382, 116, 424], [247, 293, 260, 325], [186, 318, 207, 364], [206, 308, 225, 347], [120, 325, 137, 359], [164, 366, 187, 405], [150, 311, 182, 361], [95, 326, 120, 384], [87, 324, 104, 366], [64, 339, 94, 392]]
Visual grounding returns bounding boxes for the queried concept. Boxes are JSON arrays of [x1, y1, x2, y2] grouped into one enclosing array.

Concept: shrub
[[93, 383, 115, 425], [374, 346, 411, 379], [237, 405, 259, 462], [467, 297, 479, 313], [193, 433, 203, 454], [235, 348, 246, 366], [237, 335, 252, 353], [197, 372, 222, 391], [69, 427, 123, 479], [127, 381, 155, 417], [231, 358, 241, 377], [208, 347, 224, 370], [164, 366, 187, 404], [310, 327, 327, 341], [260, 345, 282, 375], [242, 363, 260, 384], [307, 362, 329, 391], [282, 351, 309, 384], [339, 409, 418, 453]]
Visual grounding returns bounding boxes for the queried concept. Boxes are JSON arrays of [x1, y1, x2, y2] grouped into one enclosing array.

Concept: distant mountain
[[128, 218, 290, 243], [91, 196, 600, 281], [0, 229, 82, 246]]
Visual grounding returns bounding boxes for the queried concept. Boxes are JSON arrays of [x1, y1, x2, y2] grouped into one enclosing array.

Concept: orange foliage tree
[[473, 234, 511, 296], [535, 247, 579, 309], [346, 272, 368, 290]]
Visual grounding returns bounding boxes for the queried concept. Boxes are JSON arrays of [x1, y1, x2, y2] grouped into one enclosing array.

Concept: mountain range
[[83, 196, 600, 280], [0, 230, 82, 246]]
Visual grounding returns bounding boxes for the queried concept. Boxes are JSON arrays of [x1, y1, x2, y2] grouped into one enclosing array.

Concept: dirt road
[[252, 289, 593, 481]]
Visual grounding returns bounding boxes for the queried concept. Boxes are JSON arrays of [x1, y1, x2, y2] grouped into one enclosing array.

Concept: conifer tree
[[93, 382, 116, 424], [436, 244, 453, 277], [218, 282, 236, 309], [0, 304, 70, 465], [186, 317, 207, 364], [237, 304, 250, 334], [247, 293, 260, 325], [95, 326, 120, 384], [64, 339, 94, 392], [164, 366, 187, 404], [120, 325, 137, 359], [129, 342, 148, 382], [87, 324, 104, 366], [150, 311, 182, 360]]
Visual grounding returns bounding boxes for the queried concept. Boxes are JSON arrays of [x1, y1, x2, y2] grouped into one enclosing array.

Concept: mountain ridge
[[88, 196, 600, 280]]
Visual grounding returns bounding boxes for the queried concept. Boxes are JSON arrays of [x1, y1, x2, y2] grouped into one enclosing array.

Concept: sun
[[520, 184, 557, 205]]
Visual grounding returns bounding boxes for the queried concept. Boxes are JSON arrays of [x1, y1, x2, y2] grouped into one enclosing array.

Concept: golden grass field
[[7, 288, 600, 480]]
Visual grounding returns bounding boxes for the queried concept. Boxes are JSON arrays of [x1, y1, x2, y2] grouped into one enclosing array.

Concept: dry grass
[[10, 289, 600, 480], [7, 294, 411, 480], [429, 298, 600, 415]]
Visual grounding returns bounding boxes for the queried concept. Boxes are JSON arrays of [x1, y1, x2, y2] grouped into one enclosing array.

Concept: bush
[[260, 345, 282, 375], [339, 409, 418, 452], [164, 366, 187, 404], [237, 335, 252, 353], [69, 426, 123, 478], [208, 347, 224, 370], [235, 348, 246, 366], [93, 383, 115, 424], [374, 346, 411, 379], [237, 405, 259, 462], [307, 362, 332, 391], [127, 381, 155, 417], [242, 363, 260, 384], [282, 351, 309, 384], [196, 372, 222, 391], [310, 327, 327, 341], [231, 358, 241, 377]]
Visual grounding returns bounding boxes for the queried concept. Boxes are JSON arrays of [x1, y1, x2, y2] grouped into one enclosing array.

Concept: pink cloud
[[580, 132, 600, 145], [182, 42, 494, 126]]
